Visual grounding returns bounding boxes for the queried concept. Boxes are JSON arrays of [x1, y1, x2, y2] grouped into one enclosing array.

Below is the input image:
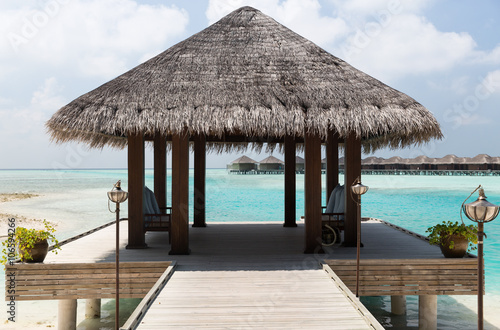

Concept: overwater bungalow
[[295, 156, 305, 172], [226, 155, 258, 172], [257, 155, 284, 172]]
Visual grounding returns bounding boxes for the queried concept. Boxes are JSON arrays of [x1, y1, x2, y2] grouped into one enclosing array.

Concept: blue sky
[[1, 0, 499, 169]]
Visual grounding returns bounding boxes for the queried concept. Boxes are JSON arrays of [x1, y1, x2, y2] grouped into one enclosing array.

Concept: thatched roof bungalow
[[258, 156, 284, 171], [46, 7, 442, 253], [295, 156, 305, 172], [227, 155, 258, 172]]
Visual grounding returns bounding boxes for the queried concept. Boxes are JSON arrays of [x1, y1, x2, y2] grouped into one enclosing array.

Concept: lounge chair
[[321, 184, 345, 246], [143, 186, 171, 240]]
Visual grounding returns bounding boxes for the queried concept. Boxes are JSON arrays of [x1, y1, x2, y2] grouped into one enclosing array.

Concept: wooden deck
[[41, 219, 447, 328], [136, 270, 375, 329]]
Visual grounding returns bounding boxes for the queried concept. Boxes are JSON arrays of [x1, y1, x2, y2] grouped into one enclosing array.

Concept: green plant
[[1, 220, 60, 264], [426, 221, 478, 251]]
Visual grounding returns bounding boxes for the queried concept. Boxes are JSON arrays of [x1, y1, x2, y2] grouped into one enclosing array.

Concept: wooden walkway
[[41, 219, 447, 329], [138, 269, 374, 329]]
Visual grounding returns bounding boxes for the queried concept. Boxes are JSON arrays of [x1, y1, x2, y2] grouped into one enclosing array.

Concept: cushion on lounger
[[147, 187, 161, 214], [325, 184, 341, 213], [143, 187, 154, 214], [333, 185, 345, 220]]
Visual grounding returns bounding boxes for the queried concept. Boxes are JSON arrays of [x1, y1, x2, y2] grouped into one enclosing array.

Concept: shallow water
[[1, 169, 499, 328]]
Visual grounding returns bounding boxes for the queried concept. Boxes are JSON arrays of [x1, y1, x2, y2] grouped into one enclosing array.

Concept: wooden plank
[[284, 135, 297, 227], [5, 262, 171, 301], [170, 130, 190, 255], [304, 132, 323, 254], [127, 133, 147, 248], [325, 259, 481, 296], [193, 134, 206, 227], [154, 135, 167, 210], [343, 133, 361, 247]]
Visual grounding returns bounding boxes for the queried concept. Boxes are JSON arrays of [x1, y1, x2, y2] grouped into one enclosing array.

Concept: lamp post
[[351, 176, 369, 297], [462, 185, 499, 330], [108, 180, 128, 330]]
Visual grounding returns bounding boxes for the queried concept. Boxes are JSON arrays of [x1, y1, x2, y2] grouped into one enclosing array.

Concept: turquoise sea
[[1, 169, 499, 329]]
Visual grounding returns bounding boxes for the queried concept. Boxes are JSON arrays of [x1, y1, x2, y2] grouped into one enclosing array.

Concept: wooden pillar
[[170, 130, 190, 255], [391, 295, 406, 315], [304, 132, 323, 254], [193, 134, 206, 227], [343, 133, 361, 247], [326, 131, 339, 201], [154, 135, 167, 210], [127, 133, 147, 249], [58, 299, 77, 330], [85, 299, 101, 319], [284, 135, 297, 227], [419, 295, 437, 330]]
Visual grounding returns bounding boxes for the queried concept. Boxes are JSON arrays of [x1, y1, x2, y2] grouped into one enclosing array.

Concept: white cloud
[[0, 0, 189, 79], [206, 0, 348, 46], [338, 14, 476, 81], [1, 78, 65, 137], [473, 44, 500, 65], [480, 70, 500, 95]]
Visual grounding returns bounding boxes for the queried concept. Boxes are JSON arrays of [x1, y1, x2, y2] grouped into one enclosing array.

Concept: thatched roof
[[467, 154, 492, 164], [230, 155, 257, 164], [259, 156, 284, 164], [435, 154, 461, 164], [407, 155, 434, 164], [46, 6, 442, 151], [295, 156, 305, 164], [362, 156, 384, 165]]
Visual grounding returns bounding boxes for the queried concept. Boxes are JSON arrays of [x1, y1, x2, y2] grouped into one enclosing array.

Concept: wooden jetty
[[6, 219, 482, 329]]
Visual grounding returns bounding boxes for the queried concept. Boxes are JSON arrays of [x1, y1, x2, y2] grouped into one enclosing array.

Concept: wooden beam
[[343, 133, 361, 247], [284, 136, 297, 227], [170, 130, 190, 255], [154, 135, 167, 211], [193, 134, 206, 227], [127, 133, 147, 249], [326, 131, 339, 202], [304, 132, 323, 254]]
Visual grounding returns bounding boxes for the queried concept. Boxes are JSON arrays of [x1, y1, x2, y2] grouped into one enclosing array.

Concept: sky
[[1, 0, 499, 169]]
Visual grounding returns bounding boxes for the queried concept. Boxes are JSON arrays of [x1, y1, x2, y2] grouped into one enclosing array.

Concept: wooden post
[[391, 296, 406, 315], [419, 295, 437, 330], [154, 135, 167, 210], [193, 134, 206, 227], [284, 135, 297, 227], [304, 132, 323, 254], [58, 299, 77, 330], [170, 130, 190, 255], [326, 131, 339, 202], [344, 133, 361, 247], [127, 133, 147, 249]]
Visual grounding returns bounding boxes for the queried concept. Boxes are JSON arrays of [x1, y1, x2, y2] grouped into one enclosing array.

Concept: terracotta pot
[[439, 234, 469, 258], [20, 239, 49, 263]]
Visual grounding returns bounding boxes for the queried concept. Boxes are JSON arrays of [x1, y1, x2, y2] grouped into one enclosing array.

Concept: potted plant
[[1, 220, 60, 264], [426, 221, 478, 258]]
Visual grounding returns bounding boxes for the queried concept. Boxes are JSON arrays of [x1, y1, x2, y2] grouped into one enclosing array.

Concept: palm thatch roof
[[295, 156, 305, 164], [46, 6, 442, 151], [407, 155, 434, 164], [435, 154, 461, 164], [230, 155, 257, 164], [467, 154, 492, 164], [259, 156, 284, 164]]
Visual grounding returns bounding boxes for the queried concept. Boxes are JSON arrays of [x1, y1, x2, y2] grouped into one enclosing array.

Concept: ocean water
[[1, 169, 499, 329]]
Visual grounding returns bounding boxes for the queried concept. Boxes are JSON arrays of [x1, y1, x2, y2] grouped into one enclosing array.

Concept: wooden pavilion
[[46, 7, 442, 255]]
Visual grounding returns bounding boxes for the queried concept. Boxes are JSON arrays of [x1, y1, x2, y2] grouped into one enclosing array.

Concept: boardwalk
[[42, 219, 447, 329], [138, 270, 373, 329]]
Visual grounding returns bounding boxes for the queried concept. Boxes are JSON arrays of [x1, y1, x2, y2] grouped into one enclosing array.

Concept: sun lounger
[[143, 186, 171, 240], [321, 184, 345, 245]]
